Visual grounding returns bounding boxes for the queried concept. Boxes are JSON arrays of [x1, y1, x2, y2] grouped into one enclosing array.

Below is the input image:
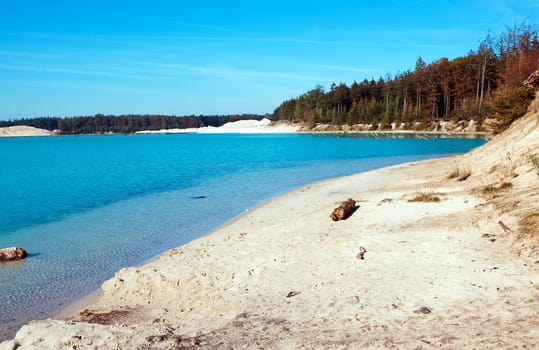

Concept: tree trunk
[[416, 85, 421, 117], [444, 81, 451, 118], [479, 54, 487, 113], [402, 94, 407, 121], [385, 92, 389, 118], [394, 94, 400, 119]]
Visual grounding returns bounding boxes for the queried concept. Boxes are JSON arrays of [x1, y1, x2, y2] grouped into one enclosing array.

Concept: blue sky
[[1, 0, 538, 120]]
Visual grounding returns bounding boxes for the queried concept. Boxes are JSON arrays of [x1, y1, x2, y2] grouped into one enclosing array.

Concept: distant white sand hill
[[0, 126, 52, 137], [136, 118, 300, 134]]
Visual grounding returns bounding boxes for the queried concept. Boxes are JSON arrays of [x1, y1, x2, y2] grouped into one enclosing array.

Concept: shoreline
[[298, 129, 491, 139], [49, 147, 485, 322], [0, 130, 491, 140], [51, 164, 404, 322], [0, 133, 486, 343], [1, 121, 491, 138], [53, 191, 277, 322], [2, 100, 538, 348], [50, 165, 396, 321], [4, 153, 538, 348]]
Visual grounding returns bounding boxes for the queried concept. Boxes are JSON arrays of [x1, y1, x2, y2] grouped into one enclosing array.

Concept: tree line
[[272, 22, 539, 132], [3, 22, 537, 135], [0, 114, 265, 134]]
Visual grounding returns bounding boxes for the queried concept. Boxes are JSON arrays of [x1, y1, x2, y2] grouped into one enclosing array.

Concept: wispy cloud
[[1, 29, 465, 50], [365, 28, 481, 38], [310, 64, 377, 74], [10, 31, 326, 45], [0, 50, 65, 59], [111, 13, 249, 36], [0, 78, 155, 93], [0, 64, 172, 81], [0, 59, 335, 88], [185, 64, 334, 83]]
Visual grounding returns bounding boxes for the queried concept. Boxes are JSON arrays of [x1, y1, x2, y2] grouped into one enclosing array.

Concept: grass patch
[[481, 184, 497, 195], [529, 153, 539, 175], [407, 191, 442, 203], [448, 161, 471, 180], [447, 169, 460, 179], [498, 181, 513, 190], [448, 167, 470, 180], [481, 181, 513, 194]]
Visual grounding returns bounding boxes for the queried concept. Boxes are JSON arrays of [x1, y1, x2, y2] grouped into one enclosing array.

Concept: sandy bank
[[0, 126, 53, 137], [2, 97, 538, 349]]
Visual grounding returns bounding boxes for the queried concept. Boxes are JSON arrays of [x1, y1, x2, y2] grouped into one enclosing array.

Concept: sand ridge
[[0, 126, 53, 137]]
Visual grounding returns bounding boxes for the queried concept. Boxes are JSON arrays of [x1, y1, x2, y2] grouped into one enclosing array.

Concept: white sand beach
[[135, 118, 301, 134], [0, 126, 53, 137], [2, 97, 538, 349], [0, 119, 300, 138]]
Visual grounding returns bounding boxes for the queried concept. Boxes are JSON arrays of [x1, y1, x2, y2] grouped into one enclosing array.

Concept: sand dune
[[136, 118, 301, 134], [2, 96, 538, 349], [0, 126, 52, 137]]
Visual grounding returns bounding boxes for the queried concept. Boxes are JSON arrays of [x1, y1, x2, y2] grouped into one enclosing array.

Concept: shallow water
[[0, 133, 485, 340]]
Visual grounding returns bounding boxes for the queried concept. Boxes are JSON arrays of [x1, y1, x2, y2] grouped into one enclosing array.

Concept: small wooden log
[[498, 220, 512, 233], [286, 291, 301, 298], [457, 173, 471, 181], [414, 306, 432, 314], [330, 198, 356, 221], [0, 247, 28, 262], [356, 246, 367, 260]]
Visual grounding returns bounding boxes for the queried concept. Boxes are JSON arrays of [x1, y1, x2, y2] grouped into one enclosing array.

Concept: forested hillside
[[0, 114, 264, 134], [272, 22, 539, 133], [3, 23, 538, 135]]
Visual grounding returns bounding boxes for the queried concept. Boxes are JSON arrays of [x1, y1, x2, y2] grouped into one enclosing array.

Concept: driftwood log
[[356, 246, 367, 260], [498, 220, 512, 233], [0, 247, 28, 262], [330, 198, 356, 221], [457, 173, 471, 182]]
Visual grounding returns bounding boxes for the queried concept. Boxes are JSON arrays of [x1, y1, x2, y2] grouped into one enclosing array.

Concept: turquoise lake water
[[0, 133, 485, 340]]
